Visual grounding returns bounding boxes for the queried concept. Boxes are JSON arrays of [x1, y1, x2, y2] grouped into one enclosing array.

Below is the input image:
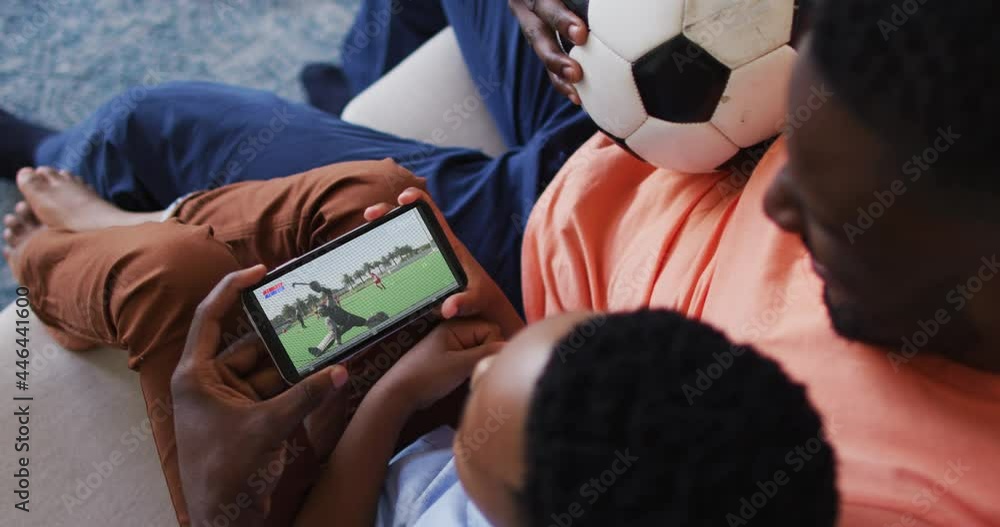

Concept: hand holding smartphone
[[242, 202, 467, 384]]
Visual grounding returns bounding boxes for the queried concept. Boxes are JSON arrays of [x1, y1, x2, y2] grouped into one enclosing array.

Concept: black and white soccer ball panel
[[682, 0, 796, 69], [564, 0, 798, 173]]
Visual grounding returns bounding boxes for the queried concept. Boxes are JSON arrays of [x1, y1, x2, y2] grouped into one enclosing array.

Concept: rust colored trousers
[[17, 159, 426, 525]]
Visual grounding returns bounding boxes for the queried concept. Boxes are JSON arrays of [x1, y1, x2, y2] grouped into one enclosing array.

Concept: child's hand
[[376, 319, 503, 412], [364, 188, 525, 339]]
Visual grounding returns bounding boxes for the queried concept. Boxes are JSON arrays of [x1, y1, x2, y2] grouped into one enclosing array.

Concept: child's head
[[454, 310, 838, 526]]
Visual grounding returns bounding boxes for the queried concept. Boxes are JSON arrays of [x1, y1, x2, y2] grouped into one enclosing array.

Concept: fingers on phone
[[443, 291, 478, 320], [248, 367, 285, 399], [218, 331, 266, 375], [366, 186, 432, 221], [397, 188, 452, 235], [364, 202, 393, 221], [198, 265, 267, 322]]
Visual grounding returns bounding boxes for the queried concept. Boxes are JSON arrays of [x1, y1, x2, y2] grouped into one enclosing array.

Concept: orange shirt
[[522, 134, 1000, 526]]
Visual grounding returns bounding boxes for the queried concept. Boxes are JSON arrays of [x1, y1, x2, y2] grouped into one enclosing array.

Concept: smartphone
[[242, 202, 467, 384]]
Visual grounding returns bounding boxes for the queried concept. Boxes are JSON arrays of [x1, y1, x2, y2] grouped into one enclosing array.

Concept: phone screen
[[247, 205, 464, 378]]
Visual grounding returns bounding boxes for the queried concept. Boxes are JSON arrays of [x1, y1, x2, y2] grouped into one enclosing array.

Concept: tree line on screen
[[340, 243, 429, 288], [272, 243, 433, 327]]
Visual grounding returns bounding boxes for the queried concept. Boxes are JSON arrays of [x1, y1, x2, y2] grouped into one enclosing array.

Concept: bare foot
[[2, 198, 99, 352], [15, 166, 162, 231], [2, 200, 44, 283]]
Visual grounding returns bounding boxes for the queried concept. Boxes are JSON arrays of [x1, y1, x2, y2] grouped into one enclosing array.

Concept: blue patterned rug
[[0, 0, 360, 305]]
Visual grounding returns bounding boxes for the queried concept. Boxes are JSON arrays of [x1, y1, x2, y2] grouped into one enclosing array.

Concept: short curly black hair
[[809, 0, 995, 188], [521, 310, 838, 526]]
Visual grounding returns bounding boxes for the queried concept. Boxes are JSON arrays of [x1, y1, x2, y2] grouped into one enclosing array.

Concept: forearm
[[294, 383, 414, 527]]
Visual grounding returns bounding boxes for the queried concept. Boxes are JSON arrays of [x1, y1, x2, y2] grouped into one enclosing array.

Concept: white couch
[[0, 27, 502, 526]]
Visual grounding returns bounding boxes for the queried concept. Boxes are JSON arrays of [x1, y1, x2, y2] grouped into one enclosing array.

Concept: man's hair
[[522, 310, 838, 526], [809, 0, 995, 189]]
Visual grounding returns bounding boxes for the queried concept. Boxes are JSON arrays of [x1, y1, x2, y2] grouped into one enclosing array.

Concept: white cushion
[[342, 27, 508, 158], [0, 303, 173, 524]]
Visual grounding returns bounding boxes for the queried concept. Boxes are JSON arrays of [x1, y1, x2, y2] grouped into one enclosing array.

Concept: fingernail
[[331, 366, 349, 388], [561, 66, 575, 80], [569, 24, 583, 44]]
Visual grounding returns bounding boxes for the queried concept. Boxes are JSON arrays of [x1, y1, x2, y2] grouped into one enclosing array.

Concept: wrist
[[365, 379, 419, 425]]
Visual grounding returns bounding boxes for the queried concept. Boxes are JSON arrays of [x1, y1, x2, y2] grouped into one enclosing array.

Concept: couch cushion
[[342, 27, 507, 158], [0, 302, 173, 524]]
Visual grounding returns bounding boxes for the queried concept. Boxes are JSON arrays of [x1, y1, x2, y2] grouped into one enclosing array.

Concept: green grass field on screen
[[278, 250, 457, 370]]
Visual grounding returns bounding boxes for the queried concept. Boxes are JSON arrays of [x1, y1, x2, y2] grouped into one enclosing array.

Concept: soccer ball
[[561, 0, 808, 172]]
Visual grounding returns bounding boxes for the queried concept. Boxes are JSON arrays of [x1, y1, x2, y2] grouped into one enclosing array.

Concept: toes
[[60, 170, 91, 190], [3, 214, 25, 242], [13, 202, 38, 227], [16, 167, 48, 193], [3, 215, 23, 240], [16, 167, 35, 186], [36, 166, 59, 178], [3, 227, 15, 246], [58, 169, 78, 181], [64, 170, 91, 190]]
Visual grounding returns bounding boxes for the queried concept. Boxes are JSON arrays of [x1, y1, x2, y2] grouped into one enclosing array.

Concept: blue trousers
[[33, 0, 595, 312]]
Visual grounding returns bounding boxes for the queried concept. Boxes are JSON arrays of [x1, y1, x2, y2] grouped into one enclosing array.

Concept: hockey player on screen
[[294, 298, 308, 328], [292, 281, 387, 357]]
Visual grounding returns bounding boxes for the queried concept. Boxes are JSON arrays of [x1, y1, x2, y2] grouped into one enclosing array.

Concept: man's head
[[454, 310, 838, 527], [764, 0, 999, 365], [309, 281, 323, 293]]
